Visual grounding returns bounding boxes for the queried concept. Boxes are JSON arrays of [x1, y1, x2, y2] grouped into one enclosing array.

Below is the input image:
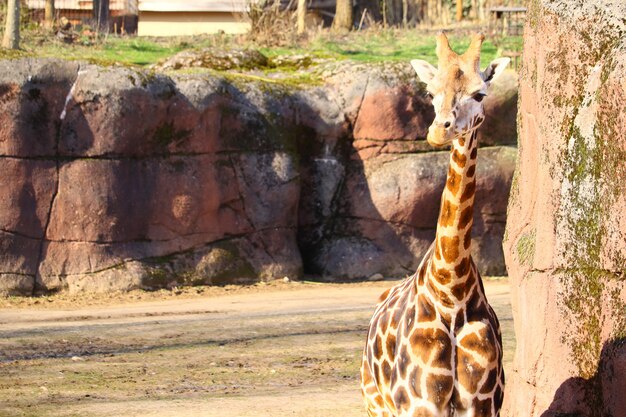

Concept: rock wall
[[503, 1, 626, 416], [0, 58, 517, 295]]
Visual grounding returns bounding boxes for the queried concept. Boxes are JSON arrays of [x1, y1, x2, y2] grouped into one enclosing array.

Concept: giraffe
[[360, 32, 510, 417]]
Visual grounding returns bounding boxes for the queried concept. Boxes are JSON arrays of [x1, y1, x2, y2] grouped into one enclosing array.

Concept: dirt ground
[[0, 278, 514, 417]]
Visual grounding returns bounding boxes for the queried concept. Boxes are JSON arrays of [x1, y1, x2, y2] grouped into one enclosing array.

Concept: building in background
[[25, 0, 139, 33], [137, 0, 250, 36]]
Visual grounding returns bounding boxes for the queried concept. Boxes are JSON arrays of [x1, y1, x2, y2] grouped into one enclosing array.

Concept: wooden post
[[2, 0, 20, 49], [332, 0, 353, 32], [93, 0, 110, 32], [456, 0, 463, 22], [296, 0, 306, 34], [44, 0, 55, 30]]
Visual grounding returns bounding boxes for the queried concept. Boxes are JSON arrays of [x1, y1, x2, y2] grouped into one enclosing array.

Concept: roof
[[26, 0, 130, 10], [139, 0, 249, 13]]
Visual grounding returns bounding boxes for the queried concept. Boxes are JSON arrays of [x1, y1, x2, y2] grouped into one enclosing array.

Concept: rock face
[[0, 58, 517, 295], [503, 1, 626, 416]]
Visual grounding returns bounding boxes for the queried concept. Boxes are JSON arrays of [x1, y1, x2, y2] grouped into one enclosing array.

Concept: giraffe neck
[[428, 127, 478, 296]]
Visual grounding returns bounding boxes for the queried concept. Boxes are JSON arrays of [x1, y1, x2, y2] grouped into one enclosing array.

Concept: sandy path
[[0, 279, 512, 417]]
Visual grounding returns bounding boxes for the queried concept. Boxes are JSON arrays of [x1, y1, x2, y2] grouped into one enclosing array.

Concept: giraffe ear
[[410, 59, 437, 84], [482, 57, 510, 85]]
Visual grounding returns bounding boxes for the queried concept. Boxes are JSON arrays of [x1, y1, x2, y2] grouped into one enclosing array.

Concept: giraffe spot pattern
[[458, 205, 474, 230], [409, 328, 452, 368], [472, 397, 493, 416], [467, 165, 476, 178], [425, 374, 454, 405], [417, 294, 437, 322], [464, 231, 472, 249], [454, 257, 471, 278], [459, 327, 498, 363], [446, 167, 462, 195], [479, 368, 498, 394], [430, 262, 452, 285], [408, 366, 423, 398], [454, 309, 465, 333], [393, 386, 411, 412], [452, 149, 467, 168], [456, 348, 486, 393], [439, 236, 460, 263], [470, 146, 478, 160], [440, 199, 457, 227], [460, 180, 476, 204]]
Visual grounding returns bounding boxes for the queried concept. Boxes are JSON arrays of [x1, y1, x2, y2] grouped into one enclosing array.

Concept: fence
[[20, 0, 138, 33]]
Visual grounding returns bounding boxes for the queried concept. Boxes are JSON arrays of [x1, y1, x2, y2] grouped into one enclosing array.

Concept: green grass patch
[[6, 29, 522, 70]]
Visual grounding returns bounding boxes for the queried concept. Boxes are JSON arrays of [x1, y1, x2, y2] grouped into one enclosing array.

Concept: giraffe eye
[[473, 93, 486, 102]]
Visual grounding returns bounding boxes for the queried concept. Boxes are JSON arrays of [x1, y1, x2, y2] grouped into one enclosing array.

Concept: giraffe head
[[410, 32, 510, 147]]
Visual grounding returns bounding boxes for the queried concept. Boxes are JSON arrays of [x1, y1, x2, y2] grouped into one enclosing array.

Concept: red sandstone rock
[[0, 59, 517, 294], [503, 1, 626, 415]]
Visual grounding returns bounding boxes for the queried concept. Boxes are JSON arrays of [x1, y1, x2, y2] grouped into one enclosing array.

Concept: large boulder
[[0, 59, 518, 294], [503, 1, 626, 416]]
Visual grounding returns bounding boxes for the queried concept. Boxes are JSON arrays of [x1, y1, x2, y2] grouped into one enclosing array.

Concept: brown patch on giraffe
[[390, 307, 403, 329], [446, 167, 462, 195], [467, 164, 476, 178], [381, 360, 392, 384], [427, 281, 454, 307], [456, 347, 486, 394], [373, 362, 381, 382], [465, 288, 486, 323], [451, 281, 468, 300], [458, 205, 473, 230], [454, 309, 465, 333], [374, 394, 385, 408], [408, 366, 422, 398], [458, 135, 465, 147], [459, 327, 497, 363], [464, 231, 471, 250], [439, 235, 460, 263], [378, 288, 391, 303], [379, 311, 390, 333], [373, 334, 383, 359], [410, 328, 451, 367], [472, 397, 493, 415], [470, 147, 477, 160], [385, 334, 397, 358], [454, 257, 471, 278], [479, 368, 498, 394], [431, 262, 452, 285], [403, 304, 416, 337], [396, 345, 410, 379], [452, 149, 467, 168], [417, 293, 436, 322], [494, 385, 504, 410], [425, 374, 454, 405], [440, 198, 457, 227], [393, 386, 411, 412], [418, 266, 426, 286], [460, 180, 476, 205]]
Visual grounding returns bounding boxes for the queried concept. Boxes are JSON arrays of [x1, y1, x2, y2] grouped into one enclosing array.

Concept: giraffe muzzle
[[427, 125, 454, 147]]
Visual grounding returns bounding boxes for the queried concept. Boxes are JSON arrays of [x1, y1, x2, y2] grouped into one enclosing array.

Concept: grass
[[2, 28, 522, 70]]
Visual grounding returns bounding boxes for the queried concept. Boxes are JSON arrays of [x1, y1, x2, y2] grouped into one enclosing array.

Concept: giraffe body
[[360, 33, 509, 417]]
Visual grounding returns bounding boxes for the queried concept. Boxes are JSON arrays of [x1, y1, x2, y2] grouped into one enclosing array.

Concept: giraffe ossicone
[[360, 32, 509, 417]]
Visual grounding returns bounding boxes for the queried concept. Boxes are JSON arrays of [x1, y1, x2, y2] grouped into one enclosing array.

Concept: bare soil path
[[0, 278, 513, 417]]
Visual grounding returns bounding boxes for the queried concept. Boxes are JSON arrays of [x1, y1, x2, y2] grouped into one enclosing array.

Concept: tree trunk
[[456, 0, 463, 22], [2, 0, 19, 49], [402, 0, 408, 27], [44, 0, 55, 29], [332, 0, 353, 32], [93, 0, 110, 31], [296, 0, 306, 34]]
